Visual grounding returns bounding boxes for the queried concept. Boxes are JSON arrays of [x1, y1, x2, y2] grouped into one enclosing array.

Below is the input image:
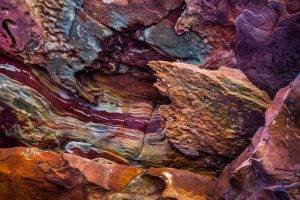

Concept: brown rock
[[149, 61, 270, 159]]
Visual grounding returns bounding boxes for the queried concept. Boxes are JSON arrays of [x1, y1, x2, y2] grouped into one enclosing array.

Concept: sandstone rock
[[147, 167, 214, 200], [0, 1, 299, 199], [0, 55, 157, 165], [176, 0, 300, 96], [0, 55, 230, 171], [0, 147, 215, 200], [212, 74, 300, 200], [0, 147, 87, 200], [149, 61, 270, 158], [0, 0, 185, 100], [83, 0, 184, 31]]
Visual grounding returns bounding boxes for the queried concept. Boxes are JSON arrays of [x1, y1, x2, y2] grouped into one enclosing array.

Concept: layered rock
[[0, 0, 299, 199], [0, 54, 161, 166], [211, 74, 300, 199], [0, 55, 273, 171], [149, 61, 270, 159], [1, 0, 298, 99]]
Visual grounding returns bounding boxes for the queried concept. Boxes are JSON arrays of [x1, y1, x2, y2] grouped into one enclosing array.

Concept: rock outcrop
[[2, 0, 297, 100], [176, 0, 300, 97], [150, 61, 270, 159], [212, 75, 300, 199], [0, 147, 214, 200], [0, 0, 299, 199]]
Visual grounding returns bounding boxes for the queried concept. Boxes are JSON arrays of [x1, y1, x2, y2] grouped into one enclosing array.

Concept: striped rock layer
[[0, 55, 271, 172], [0, 0, 299, 199]]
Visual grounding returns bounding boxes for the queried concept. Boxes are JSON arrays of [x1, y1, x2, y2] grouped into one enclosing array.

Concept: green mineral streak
[[142, 20, 211, 65]]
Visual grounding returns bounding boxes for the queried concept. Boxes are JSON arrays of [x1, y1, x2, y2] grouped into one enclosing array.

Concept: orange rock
[[149, 61, 270, 159], [0, 147, 219, 200], [0, 147, 86, 200], [147, 167, 214, 200]]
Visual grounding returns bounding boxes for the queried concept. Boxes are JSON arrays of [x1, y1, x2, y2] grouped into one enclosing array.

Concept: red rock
[[0, 147, 86, 200], [0, 0, 41, 54], [82, 0, 184, 31], [147, 167, 214, 200], [0, 1, 299, 198], [212, 75, 300, 200], [178, 0, 300, 97]]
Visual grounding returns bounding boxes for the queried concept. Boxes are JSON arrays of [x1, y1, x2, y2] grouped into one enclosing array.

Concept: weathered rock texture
[[177, 0, 300, 97], [150, 61, 270, 159], [212, 74, 300, 199], [1, 0, 297, 99], [0, 0, 299, 199], [0, 147, 214, 200], [0, 52, 233, 172]]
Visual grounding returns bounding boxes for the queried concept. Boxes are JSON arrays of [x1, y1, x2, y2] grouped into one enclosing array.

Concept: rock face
[[0, 147, 214, 200], [177, 0, 300, 97], [150, 61, 270, 158], [1, 0, 298, 98], [0, 0, 299, 199], [212, 75, 300, 200], [0, 52, 236, 171]]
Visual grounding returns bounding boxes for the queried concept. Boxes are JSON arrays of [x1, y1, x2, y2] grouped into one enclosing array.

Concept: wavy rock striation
[[0, 0, 299, 199]]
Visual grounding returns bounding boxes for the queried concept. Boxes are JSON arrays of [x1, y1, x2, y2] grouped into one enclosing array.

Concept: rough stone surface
[[0, 0, 299, 199], [211, 74, 300, 200], [0, 54, 232, 172], [0, 147, 215, 200], [149, 61, 270, 158], [176, 0, 300, 97]]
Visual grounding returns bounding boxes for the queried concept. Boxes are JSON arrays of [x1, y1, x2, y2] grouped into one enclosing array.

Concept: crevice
[[136, 92, 160, 161], [2, 19, 16, 47]]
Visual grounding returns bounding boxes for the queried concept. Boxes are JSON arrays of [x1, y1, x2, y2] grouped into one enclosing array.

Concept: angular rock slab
[[149, 61, 270, 158], [212, 74, 300, 200]]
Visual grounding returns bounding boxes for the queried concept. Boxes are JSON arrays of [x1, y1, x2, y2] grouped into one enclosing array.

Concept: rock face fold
[[149, 61, 270, 158]]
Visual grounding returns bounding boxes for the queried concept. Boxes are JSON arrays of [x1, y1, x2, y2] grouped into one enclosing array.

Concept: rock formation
[[212, 74, 300, 200], [149, 61, 270, 159], [0, 147, 214, 200], [0, 0, 299, 199]]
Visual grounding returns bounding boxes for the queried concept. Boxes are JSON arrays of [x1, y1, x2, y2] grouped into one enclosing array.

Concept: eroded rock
[[149, 61, 270, 159], [212, 74, 300, 200], [0, 147, 215, 200]]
